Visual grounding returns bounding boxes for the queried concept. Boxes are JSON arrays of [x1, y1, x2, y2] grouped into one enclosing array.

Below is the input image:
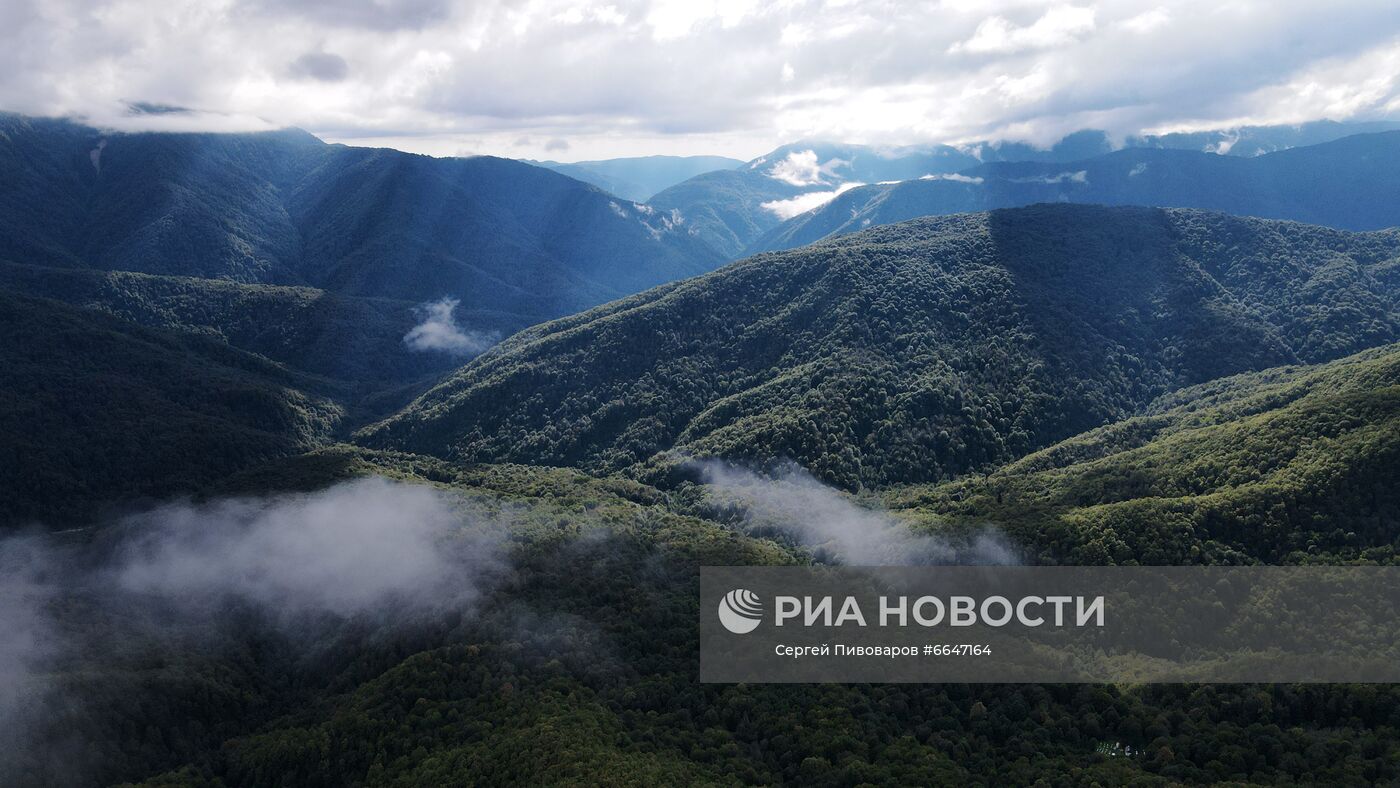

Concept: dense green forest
[[0, 292, 343, 525], [363, 205, 1400, 490], [754, 131, 1400, 253]]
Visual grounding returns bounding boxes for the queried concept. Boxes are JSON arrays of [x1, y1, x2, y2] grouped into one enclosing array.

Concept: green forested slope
[[10, 446, 1398, 787], [890, 343, 1400, 565], [0, 293, 342, 525], [363, 206, 1400, 489]]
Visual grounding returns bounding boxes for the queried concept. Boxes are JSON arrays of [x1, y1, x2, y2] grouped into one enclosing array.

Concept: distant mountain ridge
[[647, 140, 980, 257], [530, 154, 744, 202], [965, 119, 1400, 162], [754, 131, 1400, 253], [648, 121, 1400, 259]]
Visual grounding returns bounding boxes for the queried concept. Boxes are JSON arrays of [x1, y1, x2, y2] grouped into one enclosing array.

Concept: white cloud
[[115, 477, 500, 618], [768, 150, 823, 184], [950, 5, 1096, 55], [761, 181, 863, 219], [698, 461, 1018, 565], [0, 477, 505, 767], [2, 1, 1400, 159], [767, 149, 849, 185], [1207, 132, 1240, 154], [920, 172, 985, 183], [1128, 161, 1148, 176], [1121, 7, 1170, 34], [1010, 169, 1087, 184], [646, 0, 760, 40], [403, 297, 499, 356]]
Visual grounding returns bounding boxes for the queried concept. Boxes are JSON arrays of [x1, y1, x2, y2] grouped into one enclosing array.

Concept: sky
[[4, 0, 1400, 161]]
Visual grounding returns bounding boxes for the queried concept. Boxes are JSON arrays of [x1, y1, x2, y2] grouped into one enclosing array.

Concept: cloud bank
[[0, 477, 504, 783], [4, 1, 1400, 159], [114, 477, 498, 618], [0, 478, 499, 715]]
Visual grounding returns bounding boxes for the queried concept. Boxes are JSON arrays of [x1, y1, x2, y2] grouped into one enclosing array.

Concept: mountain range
[[645, 121, 1400, 259], [0, 112, 724, 381], [754, 131, 1400, 252], [360, 204, 1400, 490]]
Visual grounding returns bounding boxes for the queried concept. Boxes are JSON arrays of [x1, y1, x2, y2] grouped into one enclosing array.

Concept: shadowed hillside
[[0, 113, 724, 356], [0, 292, 342, 525]]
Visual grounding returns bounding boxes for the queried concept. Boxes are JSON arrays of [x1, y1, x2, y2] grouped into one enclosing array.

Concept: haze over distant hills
[[646, 120, 1400, 259], [362, 204, 1400, 490], [529, 154, 744, 202], [754, 131, 1400, 253], [647, 140, 982, 257], [968, 119, 1400, 162]]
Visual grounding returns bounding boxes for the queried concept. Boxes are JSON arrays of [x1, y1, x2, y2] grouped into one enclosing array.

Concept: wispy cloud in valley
[[404, 297, 499, 356], [697, 461, 1018, 566]]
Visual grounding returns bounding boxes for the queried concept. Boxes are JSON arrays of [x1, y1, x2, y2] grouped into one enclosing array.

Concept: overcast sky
[[5, 0, 1400, 161]]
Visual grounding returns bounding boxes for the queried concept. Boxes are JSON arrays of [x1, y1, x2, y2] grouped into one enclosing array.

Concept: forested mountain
[[755, 131, 1400, 252], [0, 292, 341, 526], [892, 342, 1400, 565], [0, 113, 723, 348], [530, 154, 744, 202], [361, 205, 1400, 489]]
